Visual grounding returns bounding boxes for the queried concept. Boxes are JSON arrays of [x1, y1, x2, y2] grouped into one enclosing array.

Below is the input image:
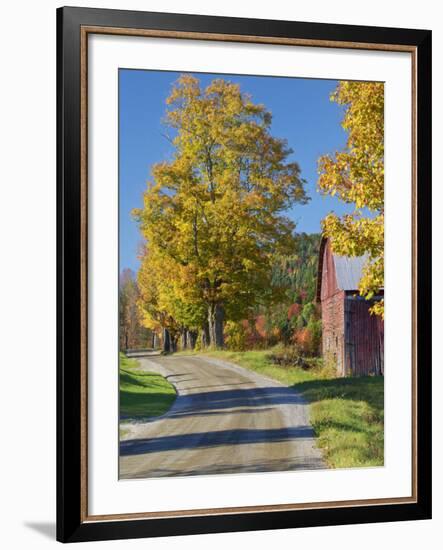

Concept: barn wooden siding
[[317, 237, 384, 377], [318, 239, 346, 375], [344, 295, 384, 376], [321, 291, 345, 375]]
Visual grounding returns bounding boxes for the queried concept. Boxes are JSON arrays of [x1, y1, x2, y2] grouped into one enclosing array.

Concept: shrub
[[194, 332, 204, 351], [293, 327, 313, 354], [287, 303, 301, 320], [269, 346, 310, 369], [302, 302, 316, 323], [225, 320, 247, 351], [307, 316, 322, 355]]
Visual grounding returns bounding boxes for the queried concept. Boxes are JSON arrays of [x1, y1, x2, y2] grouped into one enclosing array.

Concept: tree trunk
[[208, 303, 225, 348], [181, 329, 187, 350], [163, 328, 171, 353], [171, 335, 178, 353], [201, 323, 210, 348], [188, 330, 197, 350]]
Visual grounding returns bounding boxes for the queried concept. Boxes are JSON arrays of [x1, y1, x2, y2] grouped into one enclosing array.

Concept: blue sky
[[119, 69, 353, 273]]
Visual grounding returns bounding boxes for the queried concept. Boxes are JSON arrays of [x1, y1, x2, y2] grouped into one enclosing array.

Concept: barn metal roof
[[333, 253, 369, 291], [316, 237, 383, 302]]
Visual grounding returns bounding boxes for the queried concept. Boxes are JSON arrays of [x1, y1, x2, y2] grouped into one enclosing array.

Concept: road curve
[[119, 354, 325, 479]]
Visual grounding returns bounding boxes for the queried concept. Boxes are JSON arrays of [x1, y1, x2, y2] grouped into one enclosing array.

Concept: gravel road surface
[[119, 353, 325, 479]]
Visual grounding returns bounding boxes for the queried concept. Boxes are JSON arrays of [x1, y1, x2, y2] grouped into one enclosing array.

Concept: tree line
[[119, 268, 153, 350], [132, 75, 309, 352], [119, 233, 322, 354], [119, 76, 384, 353]]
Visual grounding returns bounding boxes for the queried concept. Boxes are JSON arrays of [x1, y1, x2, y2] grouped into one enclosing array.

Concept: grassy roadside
[[180, 349, 384, 469], [119, 353, 176, 434]]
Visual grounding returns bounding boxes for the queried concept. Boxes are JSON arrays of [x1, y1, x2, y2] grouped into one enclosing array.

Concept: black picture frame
[[57, 6, 432, 543]]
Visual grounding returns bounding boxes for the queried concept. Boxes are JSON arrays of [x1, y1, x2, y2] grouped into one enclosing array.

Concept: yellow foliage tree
[[135, 75, 308, 347], [137, 246, 206, 352], [318, 81, 384, 317]]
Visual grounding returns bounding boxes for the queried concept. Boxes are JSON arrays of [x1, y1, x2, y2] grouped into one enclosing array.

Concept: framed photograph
[[57, 6, 432, 543]]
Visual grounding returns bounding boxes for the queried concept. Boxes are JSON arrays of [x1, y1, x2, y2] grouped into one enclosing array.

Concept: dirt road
[[119, 354, 325, 479]]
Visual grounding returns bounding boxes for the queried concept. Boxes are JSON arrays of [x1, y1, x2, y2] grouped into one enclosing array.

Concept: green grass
[[119, 353, 176, 422], [298, 377, 384, 468], [180, 349, 384, 469]]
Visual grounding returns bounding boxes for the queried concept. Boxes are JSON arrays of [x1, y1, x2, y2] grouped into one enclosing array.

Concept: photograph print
[[118, 70, 384, 480]]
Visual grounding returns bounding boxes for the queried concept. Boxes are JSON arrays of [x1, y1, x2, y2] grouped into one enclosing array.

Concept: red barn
[[316, 237, 384, 377]]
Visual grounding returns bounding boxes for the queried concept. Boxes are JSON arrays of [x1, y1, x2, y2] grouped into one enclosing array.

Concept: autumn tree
[[137, 246, 206, 352], [119, 269, 151, 350], [137, 250, 178, 353], [135, 75, 308, 347], [318, 81, 384, 317]]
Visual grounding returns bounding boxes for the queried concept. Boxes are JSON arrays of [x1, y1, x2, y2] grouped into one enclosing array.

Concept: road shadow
[[121, 455, 325, 478], [120, 425, 314, 455], [171, 386, 305, 416], [121, 385, 305, 423]]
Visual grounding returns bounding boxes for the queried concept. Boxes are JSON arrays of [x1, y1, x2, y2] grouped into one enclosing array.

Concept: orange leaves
[[254, 315, 267, 338], [292, 327, 316, 356], [287, 303, 301, 320]]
